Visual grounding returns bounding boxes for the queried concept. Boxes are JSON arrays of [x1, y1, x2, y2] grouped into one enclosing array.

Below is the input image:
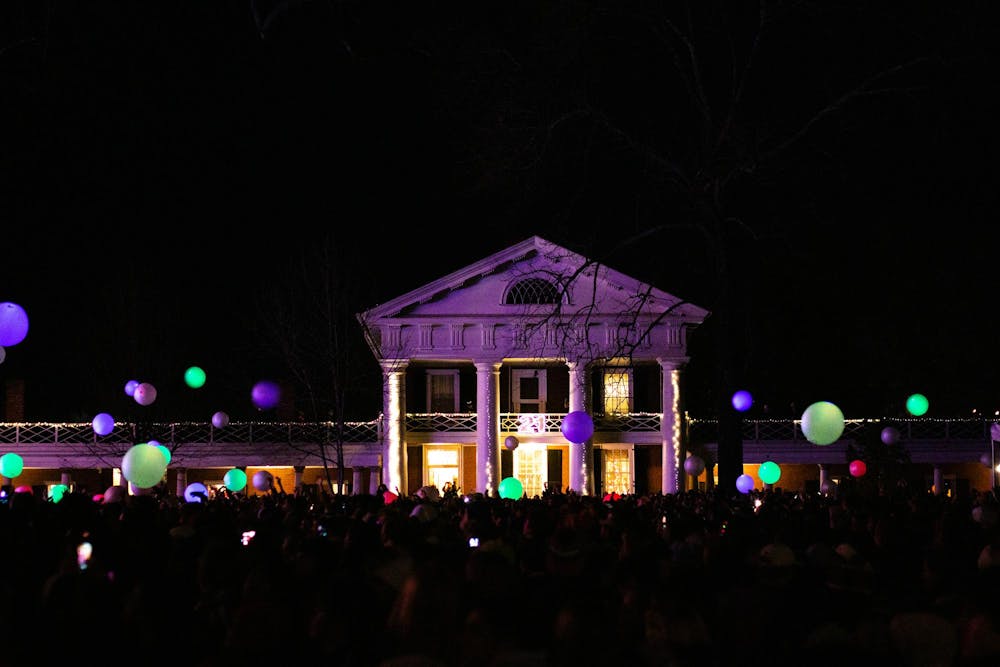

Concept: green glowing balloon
[[50, 483, 69, 503], [759, 461, 781, 485], [906, 393, 929, 416], [184, 366, 207, 389], [801, 401, 845, 446], [121, 443, 168, 489], [0, 452, 24, 478], [498, 476, 524, 500], [224, 468, 248, 492], [155, 444, 172, 465]]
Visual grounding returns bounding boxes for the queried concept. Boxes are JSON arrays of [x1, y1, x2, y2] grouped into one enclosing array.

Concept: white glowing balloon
[[133, 382, 157, 406]]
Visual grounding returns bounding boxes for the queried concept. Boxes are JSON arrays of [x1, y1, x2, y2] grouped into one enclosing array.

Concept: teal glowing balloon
[[121, 443, 168, 488], [906, 393, 929, 416], [155, 444, 172, 465], [224, 468, 248, 492], [736, 474, 755, 494], [498, 476, 524, 500], [0, 452, 24, 478], [184, 366, 207, 389], [801, 401, 845, 446], [759, 461, 781, 485], [50, 484, 69, 503]]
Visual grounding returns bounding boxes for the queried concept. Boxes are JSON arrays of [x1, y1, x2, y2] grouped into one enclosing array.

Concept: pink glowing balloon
[[133, 382, 157, 406], [849, 459, 867, 477], [0, 302, 29, 347], [251, 380, 281, 410]]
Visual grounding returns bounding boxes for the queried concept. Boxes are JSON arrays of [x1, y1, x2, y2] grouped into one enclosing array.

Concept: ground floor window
[[601, 446, 632, 495], [514, 443, 547, 498]]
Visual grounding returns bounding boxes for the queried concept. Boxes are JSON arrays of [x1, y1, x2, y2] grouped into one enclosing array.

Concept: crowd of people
[[2, 480, 1000, 666]]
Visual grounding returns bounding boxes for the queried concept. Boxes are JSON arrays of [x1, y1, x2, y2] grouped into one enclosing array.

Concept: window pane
[[519, 377, 539, 400], [603, 371, 629, 414], [430, 374, 455, 412]]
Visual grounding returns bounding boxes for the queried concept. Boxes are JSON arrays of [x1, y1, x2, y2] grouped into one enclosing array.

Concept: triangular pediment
[[357, 236, 709, 363]]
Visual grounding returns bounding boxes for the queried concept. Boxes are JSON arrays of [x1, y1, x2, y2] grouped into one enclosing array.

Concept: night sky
[[2, 2, 1000, 423]]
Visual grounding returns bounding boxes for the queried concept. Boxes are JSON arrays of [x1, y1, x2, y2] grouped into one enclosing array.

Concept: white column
[[175, 468, 187, 497], [475, 361, 501, 496], [380, 360, 409, 495], [369, 467, 381, 494], [352, 468, 363, 495], [567, 360, 592, 495], [60, 470, 72, 488], [819, 464, 830, 494], [658, 358, 685, 495], [933, 466, 943, 496]]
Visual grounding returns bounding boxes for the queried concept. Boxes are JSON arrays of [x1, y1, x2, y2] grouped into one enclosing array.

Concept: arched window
[[505, 278, 561, 305]]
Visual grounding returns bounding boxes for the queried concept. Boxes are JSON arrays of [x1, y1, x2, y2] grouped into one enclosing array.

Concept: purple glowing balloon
[[731, 390, 753, 412], [560, 410, 594, 444], [736, 474, 755, 494], [684, 455, 706, 477], [0, 302, 29, 347], [212, 411, 230, 428], [124, 379, 139, 397], [92, 412, 115, 436], [252, 380, 281, 410]]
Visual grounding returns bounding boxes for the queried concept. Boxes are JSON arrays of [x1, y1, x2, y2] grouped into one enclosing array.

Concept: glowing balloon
[[504, 435, 519, 451], [184, 482, 209, 503], [212, 411, 230, 428], [383, 490, 398, 504], [561, 410, 594, 444], [92, 412, 115, 436], [92, 493, 105, 503], [124, 380, 139, 397], [849, 459, 867, 477], [252, 380, 281, 410], [223, 468, 247, 492], [0, 452, 24, 478], [881, 426, 900, 446], [731, 390, 753, 412], [759, 461, 781, 485], [14, 485, 33, 495], [498, 476, 524, 500], [121, 443, 168, 488], [736, 474, 755, 494], [184, 366, 207, 389], [50, 484, 69, 503], [252, 470, 274, 492], [155, 444, 171, 465], [103, 486, 125, 503], [0, 302, 29, 347], [906, 393, 929, 417], [801, 401, 845, 446], [684, 455, 706, 477], [133, 382, 158, 406]]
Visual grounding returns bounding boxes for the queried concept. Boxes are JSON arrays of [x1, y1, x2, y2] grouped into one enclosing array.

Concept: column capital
[[656, 356, 689, 371], [473, 360, 502, 371], [380, 359, 409, 374]]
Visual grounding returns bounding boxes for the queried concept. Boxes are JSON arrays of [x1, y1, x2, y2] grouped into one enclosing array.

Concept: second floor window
[[427, 370, 460, 412], [603, 369, 632, 415]]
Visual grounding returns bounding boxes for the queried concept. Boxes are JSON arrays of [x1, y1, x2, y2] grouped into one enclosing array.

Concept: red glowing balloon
[[849, 459, 867, 477]]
